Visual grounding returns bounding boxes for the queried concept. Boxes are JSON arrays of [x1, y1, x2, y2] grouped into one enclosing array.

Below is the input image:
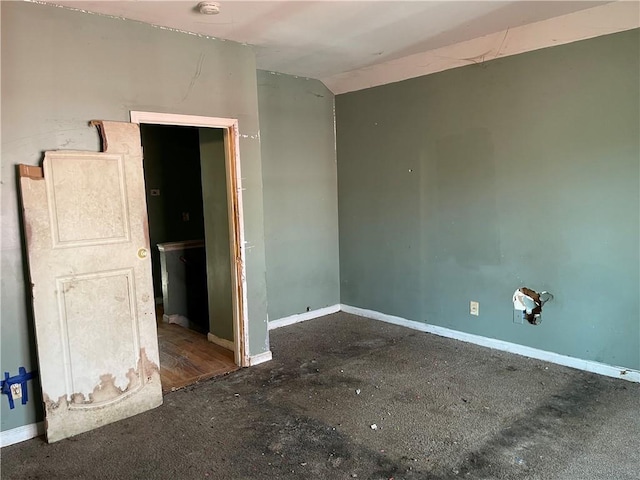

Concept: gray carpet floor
[[2, 312, 638, 479]]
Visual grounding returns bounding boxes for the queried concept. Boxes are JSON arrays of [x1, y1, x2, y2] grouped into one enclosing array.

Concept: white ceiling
[[43, 1, 630, 92]]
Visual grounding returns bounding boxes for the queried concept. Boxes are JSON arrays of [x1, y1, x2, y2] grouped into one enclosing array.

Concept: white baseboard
[[340, 304, 640, 383], [207, 333, 235, 351], [4, 305, 633, 448], [268, 304, 341, 330], [1, 422, 44, 447], [247, 350, 273, 366]]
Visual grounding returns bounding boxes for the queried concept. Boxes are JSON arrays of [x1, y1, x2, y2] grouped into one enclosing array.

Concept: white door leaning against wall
[[19, 121, 163, 443]]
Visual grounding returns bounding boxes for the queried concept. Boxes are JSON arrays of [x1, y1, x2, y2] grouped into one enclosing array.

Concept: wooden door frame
[[130, 111, 249, 367]]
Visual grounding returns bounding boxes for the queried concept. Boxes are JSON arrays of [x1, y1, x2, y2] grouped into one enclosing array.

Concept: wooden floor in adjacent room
[[156, 309, 239, 393]]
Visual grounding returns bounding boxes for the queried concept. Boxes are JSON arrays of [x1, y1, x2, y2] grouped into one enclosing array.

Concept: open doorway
[[132, 112, 249, 392]]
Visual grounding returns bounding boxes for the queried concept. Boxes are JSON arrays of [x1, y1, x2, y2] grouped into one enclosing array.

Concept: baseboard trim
[[207, 333, 235, 351], [340, 304, 640, 383], [247, 351, 273, 366], [268, 304, 341, 330], [4, 306, 632, 448], [1, 422, 44, 447]]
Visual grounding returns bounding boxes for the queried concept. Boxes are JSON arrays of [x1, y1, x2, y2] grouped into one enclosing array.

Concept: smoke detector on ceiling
[[197, 2, 220, 15]]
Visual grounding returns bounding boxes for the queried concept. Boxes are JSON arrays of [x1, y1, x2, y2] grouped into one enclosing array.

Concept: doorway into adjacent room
[[132, 112, 248, 392]]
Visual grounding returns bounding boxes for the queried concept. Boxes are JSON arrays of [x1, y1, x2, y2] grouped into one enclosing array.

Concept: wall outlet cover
[[10, 383, 22, 400], [470, 301, 479, 316]]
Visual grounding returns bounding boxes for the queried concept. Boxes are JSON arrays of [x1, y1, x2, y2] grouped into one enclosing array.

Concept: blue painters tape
[[1, 367, 36, 409]]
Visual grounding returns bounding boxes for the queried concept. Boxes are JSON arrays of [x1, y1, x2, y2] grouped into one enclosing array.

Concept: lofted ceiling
[[41, 1, 637, 92]]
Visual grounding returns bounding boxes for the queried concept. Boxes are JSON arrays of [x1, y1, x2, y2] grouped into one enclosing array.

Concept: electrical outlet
[[470, 301, 479, 316], [10, 383, 22, 400]]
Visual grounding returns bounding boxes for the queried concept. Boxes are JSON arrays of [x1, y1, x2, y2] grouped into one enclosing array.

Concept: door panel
[[19, 121, 162, 443], [45, 153, 130, 246]]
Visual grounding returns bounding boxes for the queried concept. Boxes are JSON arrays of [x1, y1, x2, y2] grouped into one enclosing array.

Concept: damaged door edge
[[89, 120, 108, 151], [128, 111, 250, 368], [18, 165, 44, 180], [17, 165, 44, 250]]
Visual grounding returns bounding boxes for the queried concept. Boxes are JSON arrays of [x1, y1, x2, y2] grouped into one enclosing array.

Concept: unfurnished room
[[1, 1, 639, 479]]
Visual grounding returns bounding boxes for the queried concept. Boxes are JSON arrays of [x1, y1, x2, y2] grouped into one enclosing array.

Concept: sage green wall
[[199, 128, 234, 341], [336, 30, 640, 370], [257, 71, 340, 320], [1, 1, 269, 432]]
